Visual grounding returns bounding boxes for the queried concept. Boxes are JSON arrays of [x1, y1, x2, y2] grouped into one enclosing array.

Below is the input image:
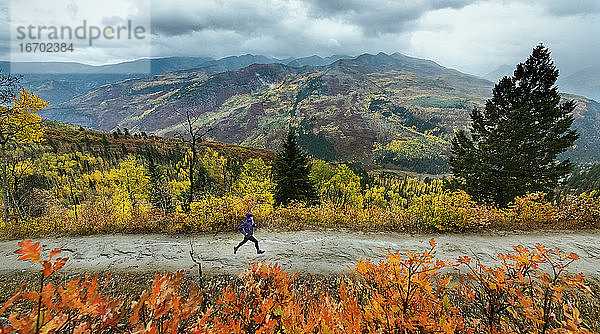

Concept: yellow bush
[[364, 185, 388, 208], [183, 195, 268, 232], [408, 190, 478, 231], [504, 193, 557, 226], [555, 193, 600, 228], [267, 201, 321, 230]]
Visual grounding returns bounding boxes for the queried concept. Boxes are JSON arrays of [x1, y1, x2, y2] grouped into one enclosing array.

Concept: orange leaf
[[53, 257, 69, 272], [42, 261, 52, 278], [48, 248, 62, 261], [73, 323, 89, 334], [0, 288, 23, 315], [429, 238, 437, 249], [14, 240, 42, 263]]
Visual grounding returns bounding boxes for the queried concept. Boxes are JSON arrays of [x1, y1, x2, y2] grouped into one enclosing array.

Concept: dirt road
[[1, 230, 599, 275]]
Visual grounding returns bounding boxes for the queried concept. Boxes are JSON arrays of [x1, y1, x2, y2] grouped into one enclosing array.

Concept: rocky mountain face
[[40, 52, 600, 172], [1, 55, 352, 107]]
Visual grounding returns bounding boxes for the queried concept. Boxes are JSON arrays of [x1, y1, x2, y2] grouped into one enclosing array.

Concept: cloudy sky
[[1, 0, 599, 76]]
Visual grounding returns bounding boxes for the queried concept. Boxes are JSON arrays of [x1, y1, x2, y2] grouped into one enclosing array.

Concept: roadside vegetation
[[1, 238, 598, 333], [1, 133, 598, 239]]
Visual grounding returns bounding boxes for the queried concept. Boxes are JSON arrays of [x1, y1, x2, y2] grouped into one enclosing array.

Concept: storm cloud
[[303, 0, 474, 35], [1, 0, 599, 76]]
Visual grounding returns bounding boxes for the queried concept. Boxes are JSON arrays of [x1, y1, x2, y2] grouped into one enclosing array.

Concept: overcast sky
[[1, 0, 599, 76]]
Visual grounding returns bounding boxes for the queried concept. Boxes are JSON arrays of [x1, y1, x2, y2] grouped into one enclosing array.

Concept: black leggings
[[236, 235, 260, 250]]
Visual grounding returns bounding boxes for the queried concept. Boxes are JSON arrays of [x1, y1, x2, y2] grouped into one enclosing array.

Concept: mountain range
[[1, 55, 358, 106], [29, 52, 599, 173]]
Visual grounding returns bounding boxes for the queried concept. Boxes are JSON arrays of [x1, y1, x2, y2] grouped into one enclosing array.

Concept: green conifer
[[272, 130, 318, 205], [450, 44, 579, 206]]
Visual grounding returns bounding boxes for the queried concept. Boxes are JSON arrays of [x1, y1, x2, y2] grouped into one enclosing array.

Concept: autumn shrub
[[182, 194, 270, 232], [469, 202, 504, 228], [555, 193, 600, 228], [205, 262, 313, 333], [348, 239, 465, 332], [265, 201, 410, 231], [1, 239, 597, 333], [3, 188, 600, 240], [352, 204, 411, 230], [363, 185, 389, 208], [0, 216, 68, 240], [266, 200, 322, 230], [503, 193, 559, 227], [0, 240, 124, 334], [457, 244, 592, 333], [407, 189, 487, 231], [130, 271, 207, 333]]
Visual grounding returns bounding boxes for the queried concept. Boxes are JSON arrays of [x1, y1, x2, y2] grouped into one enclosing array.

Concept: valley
[[35, 52, 600, 173]]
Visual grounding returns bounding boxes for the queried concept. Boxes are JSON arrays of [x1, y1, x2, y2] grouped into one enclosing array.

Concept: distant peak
[[356, 52, 391, 59], [390, 52, 408, 59]]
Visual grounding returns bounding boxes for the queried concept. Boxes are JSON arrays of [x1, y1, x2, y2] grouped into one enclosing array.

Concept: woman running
[[234, 213, 265, 254]]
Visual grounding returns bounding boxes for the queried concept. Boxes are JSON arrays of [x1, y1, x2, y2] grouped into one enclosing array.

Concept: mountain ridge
[[26, 52, 600, 172]]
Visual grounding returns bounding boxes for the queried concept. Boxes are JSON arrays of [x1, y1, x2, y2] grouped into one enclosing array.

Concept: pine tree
[[450, 44, 579, 206], [272, 130, 317, 205], [147, 159, 173, 213], [101, 134, 110, 157]]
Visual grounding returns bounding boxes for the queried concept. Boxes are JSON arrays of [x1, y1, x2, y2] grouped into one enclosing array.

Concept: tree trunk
[[68, 176, 78, 221], [188, 137, 196, 210], [1, 143, 9, 224]]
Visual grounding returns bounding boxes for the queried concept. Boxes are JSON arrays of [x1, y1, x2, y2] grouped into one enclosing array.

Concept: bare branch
[[189, 239, 203, 287]]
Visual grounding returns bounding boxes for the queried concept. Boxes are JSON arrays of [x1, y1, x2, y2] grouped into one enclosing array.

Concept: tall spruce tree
[[147, 159, 173, 213], [450, 44, 579, 207], [273, 130, 317, 205]]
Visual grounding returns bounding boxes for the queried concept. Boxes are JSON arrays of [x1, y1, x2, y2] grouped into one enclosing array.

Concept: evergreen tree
[[272, 130, 317, 205], [101, 134, 110, 157], [194, 164, 215, 195], [83, 133, 91, 150], [450, 44, 579, 206], [147, 159, 173, 213]]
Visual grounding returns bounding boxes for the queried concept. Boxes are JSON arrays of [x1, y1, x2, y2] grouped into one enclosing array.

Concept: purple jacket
[[237, 218, 254, 236]]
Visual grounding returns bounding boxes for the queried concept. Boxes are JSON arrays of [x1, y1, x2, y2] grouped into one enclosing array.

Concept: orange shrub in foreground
[[0, 239, 595, 333]]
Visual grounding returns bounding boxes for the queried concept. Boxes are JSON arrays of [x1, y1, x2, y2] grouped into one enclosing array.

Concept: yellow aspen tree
[[114, 155, 149, 210], [234, 158, 275, 215], [0, 87, 47, 223]]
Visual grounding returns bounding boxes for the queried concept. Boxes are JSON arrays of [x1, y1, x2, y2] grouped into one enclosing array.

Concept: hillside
[[559, 65, 600, 102], [483, 64, 514, 82], [561, 94, 600, 165], [40, 121, 276, 163], [1, 55, 349, 107], [41, 52, 600, 173]]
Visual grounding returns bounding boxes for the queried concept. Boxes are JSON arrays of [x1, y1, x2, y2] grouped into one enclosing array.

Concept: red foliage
[[0, 239, 596, 334]]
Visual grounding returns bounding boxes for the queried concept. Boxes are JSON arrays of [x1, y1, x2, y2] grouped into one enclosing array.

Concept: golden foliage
[[0, 89, 47, 143]]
